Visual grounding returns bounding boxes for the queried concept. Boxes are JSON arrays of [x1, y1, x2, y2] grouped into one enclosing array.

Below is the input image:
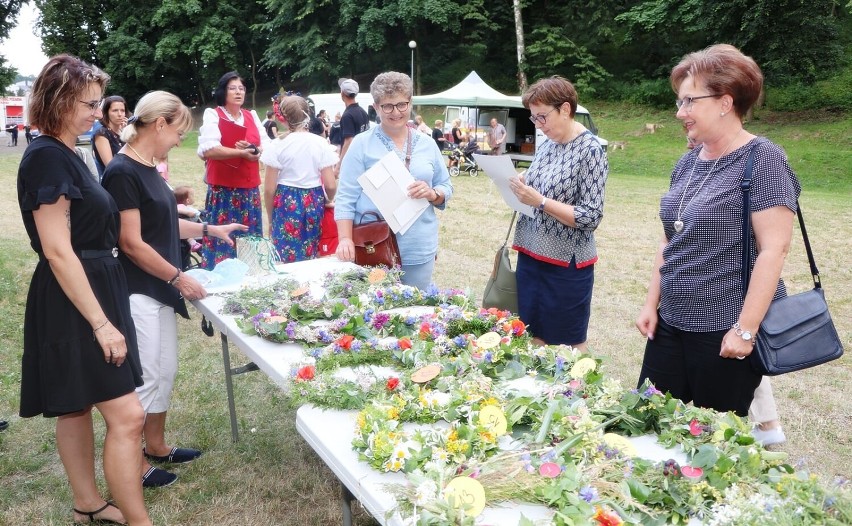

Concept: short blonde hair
[[29, 54, 110, 137], [434, 120, 443, 127], [121, 91, 192, 143]]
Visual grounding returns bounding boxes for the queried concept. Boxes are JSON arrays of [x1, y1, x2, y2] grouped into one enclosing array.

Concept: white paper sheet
[[473, 153, 536, 217], [357, 151, 429, 234]]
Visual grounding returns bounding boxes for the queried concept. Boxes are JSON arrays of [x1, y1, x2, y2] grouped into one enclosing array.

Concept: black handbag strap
[[741, 146, 820, 297]]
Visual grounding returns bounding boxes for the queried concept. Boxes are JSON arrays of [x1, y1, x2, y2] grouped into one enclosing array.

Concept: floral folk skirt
[[202, 185, 263, 269], [271, 185, 325, 263]]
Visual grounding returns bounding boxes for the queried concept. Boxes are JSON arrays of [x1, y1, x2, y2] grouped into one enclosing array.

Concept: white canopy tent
[[412, 71, 524, 108]]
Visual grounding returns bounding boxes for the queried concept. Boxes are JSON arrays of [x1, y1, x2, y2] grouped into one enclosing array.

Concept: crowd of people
[[12, 42, 799, 523]]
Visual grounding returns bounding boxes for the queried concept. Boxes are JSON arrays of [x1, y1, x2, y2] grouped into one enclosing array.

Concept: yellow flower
[[569, 357, 597, 378]]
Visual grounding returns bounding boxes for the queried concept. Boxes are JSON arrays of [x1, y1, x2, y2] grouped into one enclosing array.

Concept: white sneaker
[[752, 425, 786, 446]]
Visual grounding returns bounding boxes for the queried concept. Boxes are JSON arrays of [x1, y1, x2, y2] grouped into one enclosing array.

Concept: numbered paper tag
[[444, 477, 486, 517], [475, 332, 501, 349], [290, 285, 310, 298], [478, 406, 508, 436]]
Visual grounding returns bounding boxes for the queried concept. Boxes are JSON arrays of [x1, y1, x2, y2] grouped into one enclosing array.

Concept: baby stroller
[[447, 142, 480, 177]]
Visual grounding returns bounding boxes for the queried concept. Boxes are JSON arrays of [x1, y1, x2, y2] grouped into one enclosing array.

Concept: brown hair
[[670, 44, 763, 118], [173, 185, 194, 205], [522, 76, 578, 118], [29, 54, 110, 137], [99, 95, 127, 127]]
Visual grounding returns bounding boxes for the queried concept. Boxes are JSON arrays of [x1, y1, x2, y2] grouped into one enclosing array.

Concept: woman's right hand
[[174, 272, 207, 302], [336, 238, 355, 262], [635, 303, 658, 340], [94, 321, 128, 367]]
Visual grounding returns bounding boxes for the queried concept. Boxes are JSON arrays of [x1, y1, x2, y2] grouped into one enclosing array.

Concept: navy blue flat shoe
[[142, 466, 178, 488], [144, 446, 202, 464]]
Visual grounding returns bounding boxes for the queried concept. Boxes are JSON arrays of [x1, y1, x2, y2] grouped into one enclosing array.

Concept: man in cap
[[337, 78, 370, 169]]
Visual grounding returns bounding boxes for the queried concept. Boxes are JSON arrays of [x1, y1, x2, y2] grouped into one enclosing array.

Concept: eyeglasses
[[675, 95, 719, 111], [529, 107, 557, 125], [227, 86, 246, 92], [379, 101, 410, 114], [78, 99, 103, 114]]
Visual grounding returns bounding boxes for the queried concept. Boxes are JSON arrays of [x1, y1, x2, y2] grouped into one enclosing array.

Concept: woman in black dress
[[17, 55, 152, 524], [92, 95, 128, 180]]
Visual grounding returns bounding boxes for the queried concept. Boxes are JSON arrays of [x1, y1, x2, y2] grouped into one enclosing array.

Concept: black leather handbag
[[741, 147, 843, 376]]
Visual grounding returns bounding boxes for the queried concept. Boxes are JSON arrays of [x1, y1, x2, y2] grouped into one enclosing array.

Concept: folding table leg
[[340, 484, 354, 526], [221, 333, 240, 442]]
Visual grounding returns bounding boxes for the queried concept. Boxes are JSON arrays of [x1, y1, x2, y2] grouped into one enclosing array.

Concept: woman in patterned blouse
[[635, 44, 801, 416], [509, 76, 609, 350]]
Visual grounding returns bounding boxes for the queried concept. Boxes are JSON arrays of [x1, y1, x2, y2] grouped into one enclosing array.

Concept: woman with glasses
[[635, 44, 800, 417], [508, 76, 608, 350], [261, 95, 338, 262], [18, 54, 151, 526], [197, 71, 269, 268], [103, 91, 247, 488], [335, 71, 453, 290], [93, 95, 128, 180]]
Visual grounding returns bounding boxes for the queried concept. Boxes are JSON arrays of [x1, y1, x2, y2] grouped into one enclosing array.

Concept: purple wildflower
[[643, 385, 663, 397], [372, 312, 391, 330], [285, 321, 297, 338], [579, 486, 598, 503]]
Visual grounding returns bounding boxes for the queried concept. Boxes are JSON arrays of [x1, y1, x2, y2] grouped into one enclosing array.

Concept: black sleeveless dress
[[17, 135, 143, 418]]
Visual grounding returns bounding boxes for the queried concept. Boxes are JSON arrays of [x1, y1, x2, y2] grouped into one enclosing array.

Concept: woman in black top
[[103, 90, 245, 488], [92, 95, 128, 180], [18, 54, 151, 526]]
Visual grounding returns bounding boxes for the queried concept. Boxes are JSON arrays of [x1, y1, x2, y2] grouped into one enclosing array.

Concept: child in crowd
[[174, 186, 203, 263]]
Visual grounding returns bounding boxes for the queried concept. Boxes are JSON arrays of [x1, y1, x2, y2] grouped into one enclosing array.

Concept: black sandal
[[73, 501, 124, 525]]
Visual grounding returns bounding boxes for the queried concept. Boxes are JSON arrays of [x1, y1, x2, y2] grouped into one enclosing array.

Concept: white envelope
[[357, 151, 429, 234]]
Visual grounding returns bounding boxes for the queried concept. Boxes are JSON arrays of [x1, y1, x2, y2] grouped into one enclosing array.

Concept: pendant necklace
[[127, 143, 156, 168], [674, 129, 742, 233]]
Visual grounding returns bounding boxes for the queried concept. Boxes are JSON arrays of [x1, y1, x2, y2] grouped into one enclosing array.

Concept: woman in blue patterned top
[[335, 71, 453, 291], [635, 44, 801, 416], [509, 76, 609, 350]]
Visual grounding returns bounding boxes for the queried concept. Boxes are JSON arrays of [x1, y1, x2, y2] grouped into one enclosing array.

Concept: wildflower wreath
[[220, 268, 851, 526]]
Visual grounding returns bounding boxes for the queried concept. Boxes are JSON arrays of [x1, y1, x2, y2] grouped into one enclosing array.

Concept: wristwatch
[[733, 323, 753, 343], [538, 197, 547, 211]]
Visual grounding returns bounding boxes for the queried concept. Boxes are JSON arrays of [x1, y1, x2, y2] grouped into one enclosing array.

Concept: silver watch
[[733, 323, 753, 343]]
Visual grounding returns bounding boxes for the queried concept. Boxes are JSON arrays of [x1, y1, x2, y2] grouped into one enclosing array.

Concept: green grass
[[0, 103, 849, 525]]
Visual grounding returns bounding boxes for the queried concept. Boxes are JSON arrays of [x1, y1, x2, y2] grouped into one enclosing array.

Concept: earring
[[720, 112, 726, 117]]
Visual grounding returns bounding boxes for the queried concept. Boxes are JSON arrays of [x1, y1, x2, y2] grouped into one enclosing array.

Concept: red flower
[[510, 319, 526, 335], [336, 334, 355, 350], [592, 506, 623, 526], [398, 337, 412, 350], [688, 419, 703, 436], [419, 322, 432, 338], [386, 377, 400, 391], [296, 365, 315, 381]]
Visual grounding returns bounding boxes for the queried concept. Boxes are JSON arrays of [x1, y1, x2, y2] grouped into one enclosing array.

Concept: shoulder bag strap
[[741, 146, 820, 297], [502, 212, 518, 248]]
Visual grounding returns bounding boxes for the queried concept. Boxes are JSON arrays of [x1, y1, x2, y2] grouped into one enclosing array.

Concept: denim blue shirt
[[335, 126, 453, 265]]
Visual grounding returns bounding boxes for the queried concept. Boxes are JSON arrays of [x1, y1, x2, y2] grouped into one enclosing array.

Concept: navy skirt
[[516, 252, 594, 345]]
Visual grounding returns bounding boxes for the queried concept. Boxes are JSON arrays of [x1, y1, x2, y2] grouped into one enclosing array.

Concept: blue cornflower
[[578, 486, 598, 503]]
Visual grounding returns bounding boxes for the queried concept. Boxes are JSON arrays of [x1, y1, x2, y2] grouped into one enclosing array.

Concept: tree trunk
[[513, 0, 527, 92]]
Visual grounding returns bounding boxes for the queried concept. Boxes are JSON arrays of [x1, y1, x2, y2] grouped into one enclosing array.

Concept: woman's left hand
[[509, 173, 541, 207], [210, 223, 249, 247], [407, 180, 435, 201], [720, 328, 754, 360]]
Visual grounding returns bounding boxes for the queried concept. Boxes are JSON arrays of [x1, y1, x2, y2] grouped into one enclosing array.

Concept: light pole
[[408, 40, 417, 92]]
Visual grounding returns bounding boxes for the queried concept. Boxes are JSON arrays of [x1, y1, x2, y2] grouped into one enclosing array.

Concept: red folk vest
[[205, 107, 261, 188]]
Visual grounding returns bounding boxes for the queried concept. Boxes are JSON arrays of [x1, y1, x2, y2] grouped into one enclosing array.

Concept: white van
[[305, 93, 375, 122]]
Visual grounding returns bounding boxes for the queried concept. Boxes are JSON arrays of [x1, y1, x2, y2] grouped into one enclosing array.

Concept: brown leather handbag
[[352, 211, 401, 268]]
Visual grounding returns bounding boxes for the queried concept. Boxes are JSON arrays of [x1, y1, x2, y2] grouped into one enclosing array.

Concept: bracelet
[[202, 222, 209, 238], [431, 189, 439, 202], [166, 268, 181, 286], [93, 319, 109, 333]]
